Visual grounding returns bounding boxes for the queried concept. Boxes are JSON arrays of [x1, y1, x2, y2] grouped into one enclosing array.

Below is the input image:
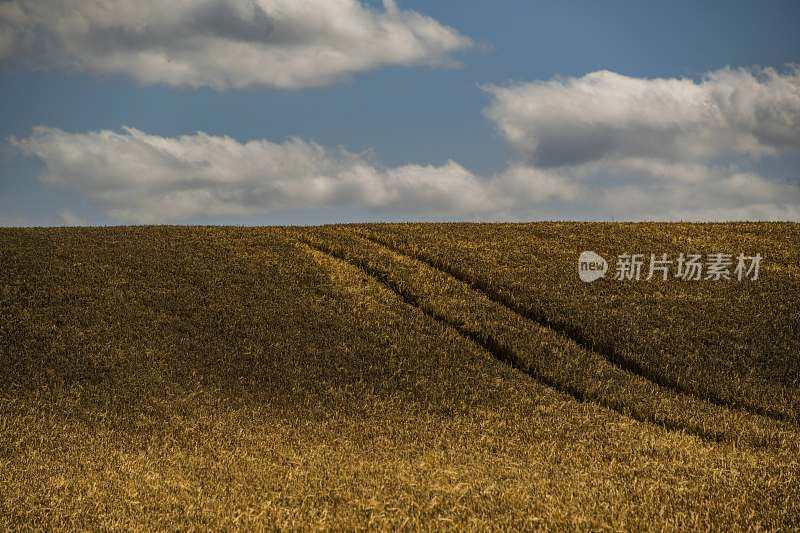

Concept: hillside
[[1, 224, 798, 529]]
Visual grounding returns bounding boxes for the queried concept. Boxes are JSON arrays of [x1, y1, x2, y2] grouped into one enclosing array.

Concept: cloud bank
[[484, 67, 800, 167], [0, 0, 471, 89], [11, 127, 577, 223], [9, 67, 800, 222], [480, 67, 800, 220]]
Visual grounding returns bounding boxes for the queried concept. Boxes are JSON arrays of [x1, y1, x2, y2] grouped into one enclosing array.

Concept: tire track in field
[[297, 234, 784, 446], [357, 228, 794, 426]]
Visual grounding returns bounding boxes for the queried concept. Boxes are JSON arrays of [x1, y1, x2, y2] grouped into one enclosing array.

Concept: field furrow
[[356, 227, 795, 424], [294, 228, 798, 449], [355, 223, 800, 424]]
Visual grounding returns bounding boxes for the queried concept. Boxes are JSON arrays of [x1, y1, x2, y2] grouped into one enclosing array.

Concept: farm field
[[1, 224, 798, 529]]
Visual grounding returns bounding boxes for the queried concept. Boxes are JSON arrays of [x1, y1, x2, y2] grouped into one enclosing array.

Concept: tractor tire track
[[357, 228, 794, 426], [297, 235, 785, 446]]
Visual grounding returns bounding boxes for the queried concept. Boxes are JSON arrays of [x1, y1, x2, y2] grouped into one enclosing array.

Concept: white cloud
[[10, 126, 580, 223], [8, 66, 800, 222], [0, 0, 472, 89], [484, 67, 800, 167], [476, 67, 800, 220], [576, 158, 800, 220], [10, 122, 800, 223]]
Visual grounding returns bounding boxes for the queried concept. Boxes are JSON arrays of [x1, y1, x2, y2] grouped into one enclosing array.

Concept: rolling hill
[[1, 224, 798, 529]]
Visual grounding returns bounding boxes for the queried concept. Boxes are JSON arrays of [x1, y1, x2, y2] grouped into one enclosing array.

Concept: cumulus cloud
[[484, 67, 800, 167], [569, 158, 800, 220], [0, 0, 472, 89], [10, 126, 580, 223], [474, 66, 800, 220], [12, 124, 798, 223], [8, 66, 800, 222]]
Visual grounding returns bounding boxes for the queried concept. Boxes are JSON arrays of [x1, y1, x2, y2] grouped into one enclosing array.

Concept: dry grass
[[1, 224, 798, 530]]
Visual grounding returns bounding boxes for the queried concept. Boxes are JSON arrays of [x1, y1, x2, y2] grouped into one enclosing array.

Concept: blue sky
[[1, 0, 799, 226]]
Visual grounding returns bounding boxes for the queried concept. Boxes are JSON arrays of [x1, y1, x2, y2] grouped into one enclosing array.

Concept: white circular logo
[[578, 251, 607, 283]]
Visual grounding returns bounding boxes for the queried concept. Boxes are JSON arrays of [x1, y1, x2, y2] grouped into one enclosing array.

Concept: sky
[[1, 0, 799, 226]]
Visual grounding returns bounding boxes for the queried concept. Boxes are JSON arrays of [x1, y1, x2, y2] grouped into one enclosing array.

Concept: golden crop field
[[1, 223, 798, 530]]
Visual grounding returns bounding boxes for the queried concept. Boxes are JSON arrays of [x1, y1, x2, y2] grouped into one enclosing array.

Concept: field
[[1, 223, 798, 529]]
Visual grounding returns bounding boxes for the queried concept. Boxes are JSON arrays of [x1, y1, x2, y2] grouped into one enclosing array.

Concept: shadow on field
[[0, 227, 535, 437]]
